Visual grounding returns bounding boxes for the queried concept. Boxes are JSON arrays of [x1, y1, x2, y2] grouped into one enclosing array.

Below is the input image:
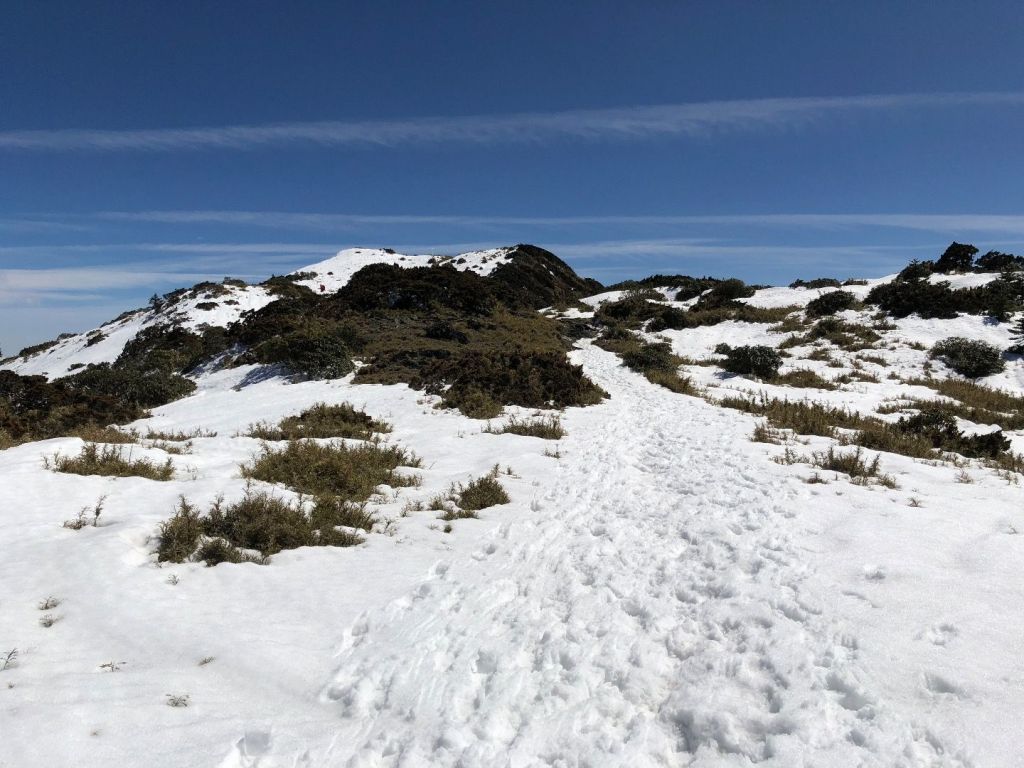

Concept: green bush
[[157, 491, 369, 566], [806, 290, 856, 317], [417, 351, 605, 416], [486, 415, 565, 439], [723, 345, 782, 379], [243, 439, 419, 500], [930, 337, 1005, 378], [456, 475, 510, 511], [48, 443, 174, 480], [620, 341, 678, 373], [693, 278, 756, 309], [248, 402, 389, 440], [934, 242, 978, 273], [790, 277, 841, 289], [253, 324, 355, 379]]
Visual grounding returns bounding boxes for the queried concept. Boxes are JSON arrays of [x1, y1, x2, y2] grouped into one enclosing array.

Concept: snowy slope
[[1, 247, 514, 380], [2, 344, 1021, 766]]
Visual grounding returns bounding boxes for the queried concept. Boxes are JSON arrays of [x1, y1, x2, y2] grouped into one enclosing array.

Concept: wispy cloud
[[97, 210, 1024, 236], [3, 92, 1023, 152]]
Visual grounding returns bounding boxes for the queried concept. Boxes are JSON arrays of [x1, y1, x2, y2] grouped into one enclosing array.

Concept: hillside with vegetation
[[1, 240, 1023, 767]]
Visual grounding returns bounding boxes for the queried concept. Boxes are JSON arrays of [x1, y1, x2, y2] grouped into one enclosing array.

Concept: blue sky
[[2, 1, 1023, 353]]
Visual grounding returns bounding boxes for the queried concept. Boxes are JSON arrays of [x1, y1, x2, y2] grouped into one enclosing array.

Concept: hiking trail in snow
[[226, 344, 966, 767]]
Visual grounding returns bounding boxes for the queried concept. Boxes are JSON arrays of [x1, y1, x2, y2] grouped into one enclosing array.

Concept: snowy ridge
[[1, 247, 513, 380], [293, 247, 513, 294]]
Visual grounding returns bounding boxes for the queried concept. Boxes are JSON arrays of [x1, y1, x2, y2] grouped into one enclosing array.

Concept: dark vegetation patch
[[17, 339, 60, 358], [157, 491, 370, 566], [247, 402, 390, 441], [780, 317, 881, 351], [806, 290, 857, 317], [224, 250, 605, 416], [433, 471, 511, 520], [719, 391, 1015, 465], [790, 277, 842, 289], [604, 274, 720, 300], [721, 345, 783, 379], [929, 337, 1006, 378], [46, 443, 174, 480], [242, 439, 420, 499], [866, 244, 1023, 320]]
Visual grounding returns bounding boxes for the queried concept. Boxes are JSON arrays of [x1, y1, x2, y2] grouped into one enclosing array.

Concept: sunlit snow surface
[[1, 254, 1022, 766]]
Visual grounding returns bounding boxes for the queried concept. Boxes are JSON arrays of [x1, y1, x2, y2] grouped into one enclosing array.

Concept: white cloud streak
[[97, 210, 1024, 236], [3, 92, 1023, 152]]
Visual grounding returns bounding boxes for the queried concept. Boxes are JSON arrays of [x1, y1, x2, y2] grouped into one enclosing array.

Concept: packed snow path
[[227, 344, 969, 767]]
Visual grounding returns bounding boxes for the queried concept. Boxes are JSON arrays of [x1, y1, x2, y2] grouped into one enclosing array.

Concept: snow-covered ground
[[2, 255, 1023, 766], [2, 343, 1022, 766]]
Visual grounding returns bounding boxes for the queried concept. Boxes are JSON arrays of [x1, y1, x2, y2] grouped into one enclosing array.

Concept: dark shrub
[[898, 406, 1010, 459], [723, 345, 783, 379], [620, 341, 678, 373], [594, 296, 663, 326], [334, 264, 497, 315], [790, 277, 841, 289], [417, 351, 605, 416], [456, 475, 510, 511], [976, 251, 1024, 272], [694, 278, 755, 309], [490, 244, 603, 309], [806, 290, 856, 317], [930, 337, 1005, 378], [62, 363, 196, 409], [157, 492, 368, 566], [252, 324, 355, 379], [897, 260, 934, 281], [604, 274, 719, 301], [425, 321, 468, 343], [713, 342, 732, 355], [934, 242, 978, 273]]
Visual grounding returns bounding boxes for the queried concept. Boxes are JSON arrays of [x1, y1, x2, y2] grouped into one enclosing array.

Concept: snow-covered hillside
[[2, 251, 1023, 766], [1, 247, 514, 380]]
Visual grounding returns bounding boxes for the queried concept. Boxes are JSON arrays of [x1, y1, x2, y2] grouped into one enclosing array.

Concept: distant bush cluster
[[866, 243, 1024, 320]]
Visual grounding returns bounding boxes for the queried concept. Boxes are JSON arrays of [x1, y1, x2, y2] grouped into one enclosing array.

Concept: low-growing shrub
[[69, 425, 138, 444], [896, 406, 1009, 458], [485, 415, 565, 439], [247, 403, 390, 440], [243, 439, 419, 500], [416, 351, 606, 417], [806, 290, 856, 317], [717, 393, 866, 436], [693, 278, 756, 309], [456, 475, 510, 512], [930, 337, 1005, 378], [157, 491, 371, 565], [790, 277, 842, 290], [811, 447, 895, 487], [773, 369, 836, 390], [47, 443, 174, 480], [723, 345, 782, 379]]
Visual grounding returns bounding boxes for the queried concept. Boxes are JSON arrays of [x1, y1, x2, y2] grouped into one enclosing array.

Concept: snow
[[2, 334, 1023, 765], [294, 247, 513, 294], [2, 283, 275, 379], [3, 258, 1024, 765]]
